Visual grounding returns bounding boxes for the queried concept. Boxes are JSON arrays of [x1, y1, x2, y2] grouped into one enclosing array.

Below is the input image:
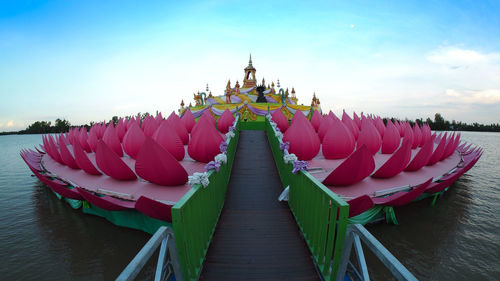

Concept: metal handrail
[[116, 226, 184, 281], [336, 224, 417, 281]]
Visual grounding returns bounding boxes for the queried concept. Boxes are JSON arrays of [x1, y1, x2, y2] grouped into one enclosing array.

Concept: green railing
[[265, 119, 349, 281], [171, 117, 240, 281], [239, 121, 265, 130]]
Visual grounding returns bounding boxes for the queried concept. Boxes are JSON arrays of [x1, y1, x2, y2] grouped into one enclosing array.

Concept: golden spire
[[262, 77, 265, 86], [271, 81, 275, 88], [235, 80, 240, 88], [180, 99, 185, 107]]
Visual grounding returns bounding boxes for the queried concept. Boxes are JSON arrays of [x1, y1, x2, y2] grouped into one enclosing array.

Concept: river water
[[0, 132, 499, 280]]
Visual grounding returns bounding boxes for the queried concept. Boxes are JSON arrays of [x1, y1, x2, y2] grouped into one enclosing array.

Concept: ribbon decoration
[[215, 153, 227, 164], [188, 172, 210, 188], [220, 140, 228, 153], [226, 131, 235, 138], [280, 141, 290, 151], [292, 160, 309, 174], [283, 153, 298, 164], [205, 161, 221, 172]]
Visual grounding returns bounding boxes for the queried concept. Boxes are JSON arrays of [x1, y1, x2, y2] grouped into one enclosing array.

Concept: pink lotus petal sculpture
[[217, 109, 235, 134], [342, 110, 359, 140], [167, 112, 189, 145], [142, 116, 159, 137], [381, 119, 400, 154], [135, 137, 188, 186], [353, 112, 361, 129], [95, 140, 137, 181], [116, 118, 127, 142], [310, 110, 322, 132], [79, 128, 92, 153], [356, 118, 382, 155], [322, 118, 355, 159], [405, 138, 434, 171], [322, 145, 375, 186], [72, 139, 102, 175], [88, 128, 99, 153], [47, 135, 65, 165], [271, 109, 289, 133], [283, 113, 320, 161], [122, 122, 146, 159], [153, 120, 185, 161], [427, 133, 448, 166], [188, 119, 224, 163], [374, 117, 385, 138], [102, 124, 123, 157], [181, 109, 196, 133], [412, 124, 422, 149], [372, 139, 411, 178], [58, 135, 80, 169]]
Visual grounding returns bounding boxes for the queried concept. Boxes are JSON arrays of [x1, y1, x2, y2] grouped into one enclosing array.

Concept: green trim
[[239, 121, 265, 130], [348, 206, 384, 225], [44, 187, 169, 234], [264, 118, 349, 281], [431, 193, 440, 206], [384, 206, 398, 225], [83, 204, 171, 235], [65, 198, 82, 209], [172, 117, 241, 281]]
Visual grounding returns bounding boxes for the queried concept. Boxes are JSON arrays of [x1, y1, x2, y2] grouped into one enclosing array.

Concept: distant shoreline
[[3, 112, 499, 135]]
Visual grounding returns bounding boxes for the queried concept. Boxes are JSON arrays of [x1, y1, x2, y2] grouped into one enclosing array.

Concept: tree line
[[0, 112, 156, 135], [1, 112, 499, 135], [383, 113, 500, 132]]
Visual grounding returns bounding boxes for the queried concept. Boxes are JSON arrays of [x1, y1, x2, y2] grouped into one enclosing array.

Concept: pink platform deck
[[308, 145, 461, 199], [41, 145, 205, 204]]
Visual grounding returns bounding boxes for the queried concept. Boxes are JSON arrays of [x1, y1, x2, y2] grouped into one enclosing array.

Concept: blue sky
[[1, 0, 499, 131]]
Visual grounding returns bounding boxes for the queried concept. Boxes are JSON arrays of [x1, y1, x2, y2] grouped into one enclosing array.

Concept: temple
[[180, 56, 321, 124]]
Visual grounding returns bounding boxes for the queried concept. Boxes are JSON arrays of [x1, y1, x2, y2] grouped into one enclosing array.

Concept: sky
[[1, 0, 499, 131]]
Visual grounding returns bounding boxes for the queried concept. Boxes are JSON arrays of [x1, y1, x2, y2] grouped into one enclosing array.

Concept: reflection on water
[[0, 135, 154, 280], [366, 131, 500, 280], [1, 132, 499, 280]]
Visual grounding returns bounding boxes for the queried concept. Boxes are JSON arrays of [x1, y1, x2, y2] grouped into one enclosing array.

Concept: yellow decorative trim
[[281, 107, 293, 120], [239, 105, 257, 121]]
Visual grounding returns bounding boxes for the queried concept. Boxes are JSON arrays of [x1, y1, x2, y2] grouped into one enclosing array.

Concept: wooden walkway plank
[[199, 130, 321, 281]]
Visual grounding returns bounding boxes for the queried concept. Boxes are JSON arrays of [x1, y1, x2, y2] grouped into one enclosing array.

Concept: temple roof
[[244, 54, 256, 71]]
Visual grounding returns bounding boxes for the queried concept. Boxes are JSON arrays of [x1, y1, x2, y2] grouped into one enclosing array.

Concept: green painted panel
[[264, 118, 349, 281]]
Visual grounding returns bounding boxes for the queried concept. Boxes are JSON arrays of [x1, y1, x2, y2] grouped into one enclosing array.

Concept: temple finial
[[249, 53, 253, 66]]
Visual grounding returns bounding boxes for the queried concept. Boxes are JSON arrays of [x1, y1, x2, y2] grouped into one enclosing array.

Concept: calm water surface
[[0, 132, 499, 280], [0, 134, 153, 281], [367, 131, 500, 280]]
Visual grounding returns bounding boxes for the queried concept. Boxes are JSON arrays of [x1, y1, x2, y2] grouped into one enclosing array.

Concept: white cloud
[[445, 89, 500, 104], [427, 46, 500, 67], [7, 120, 14, 127]]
